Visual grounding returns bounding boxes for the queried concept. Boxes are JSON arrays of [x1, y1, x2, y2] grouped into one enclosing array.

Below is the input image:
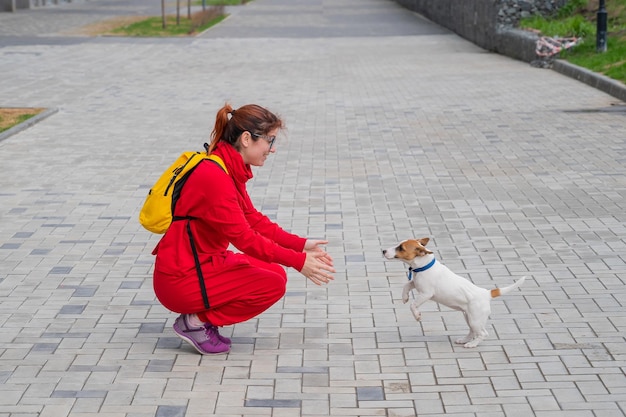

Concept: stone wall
[[497, 0, 568, 29], [394, 0, 497, 50], [1, 0, 70, 12], [393, 0, 567, 63]]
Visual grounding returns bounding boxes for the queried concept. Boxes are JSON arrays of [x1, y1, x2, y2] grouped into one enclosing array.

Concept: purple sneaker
[[214, 327, 231, 346], [173, 315, 230, 355]]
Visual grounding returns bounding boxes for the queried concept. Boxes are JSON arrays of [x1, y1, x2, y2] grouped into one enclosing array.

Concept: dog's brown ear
[[417, 237, 433, 255]]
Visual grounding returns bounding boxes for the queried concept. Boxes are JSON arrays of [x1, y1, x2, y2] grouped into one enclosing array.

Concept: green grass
[[201, 0, 249, 4], [561, 38, 626, 81], [111, 12, 227, 36], [519, 0, 626, 84], [522, 14, 595, 37], [0, 110, 42, 134], [0, 114, 35, 133], [193, 0, 250, 7]]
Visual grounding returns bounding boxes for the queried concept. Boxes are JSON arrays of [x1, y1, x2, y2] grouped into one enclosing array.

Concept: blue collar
[[407, 258, 436, 281]]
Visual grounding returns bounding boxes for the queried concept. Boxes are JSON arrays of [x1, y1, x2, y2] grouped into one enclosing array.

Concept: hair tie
[[230, 109, 236, 115]]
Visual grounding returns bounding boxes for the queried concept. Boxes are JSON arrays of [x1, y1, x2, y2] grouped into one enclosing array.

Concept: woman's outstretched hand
[[304, 239, 334, 265], [301, 239, 335, 285]]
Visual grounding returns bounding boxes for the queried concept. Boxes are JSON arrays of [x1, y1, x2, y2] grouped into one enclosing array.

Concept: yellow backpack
[[139, 144, 228, 234]]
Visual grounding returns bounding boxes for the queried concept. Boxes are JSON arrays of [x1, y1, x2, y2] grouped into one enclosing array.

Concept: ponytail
[[208, 103, 234, 153], [208, 103, 283, 153]]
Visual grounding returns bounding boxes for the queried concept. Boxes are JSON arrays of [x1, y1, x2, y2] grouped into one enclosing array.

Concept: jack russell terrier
[[382, 238, 526, 348]]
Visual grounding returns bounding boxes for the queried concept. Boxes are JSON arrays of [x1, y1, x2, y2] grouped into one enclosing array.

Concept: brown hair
[[207, 103, 284, 153]]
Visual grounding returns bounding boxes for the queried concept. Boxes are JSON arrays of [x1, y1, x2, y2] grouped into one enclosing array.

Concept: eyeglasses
[[250, 132, 277, 150]]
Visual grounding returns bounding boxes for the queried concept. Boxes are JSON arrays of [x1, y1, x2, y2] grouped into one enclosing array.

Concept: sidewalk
[[1, 0, 625, 416]]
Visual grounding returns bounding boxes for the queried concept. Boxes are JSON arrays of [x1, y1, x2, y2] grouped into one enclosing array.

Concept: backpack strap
[[203, 143, 228, 174], [172, 215, 196, 221], [172, 151, 228, 311], [207, 154, 228, 174], [185, 219, 210, 310]]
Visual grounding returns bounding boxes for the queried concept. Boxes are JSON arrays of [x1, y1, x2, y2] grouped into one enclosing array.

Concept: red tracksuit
[[152, 142, 306, 326]]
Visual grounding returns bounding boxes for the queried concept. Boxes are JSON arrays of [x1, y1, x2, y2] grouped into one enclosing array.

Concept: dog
[[382, 238, 525, 348]]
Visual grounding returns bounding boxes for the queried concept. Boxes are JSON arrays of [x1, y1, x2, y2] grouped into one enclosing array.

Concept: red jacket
[[153, 142, 307, 278]]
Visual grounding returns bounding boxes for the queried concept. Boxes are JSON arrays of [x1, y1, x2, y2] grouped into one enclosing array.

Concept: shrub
[[557, 0, 589, 19], [190, 6, 225, 33]]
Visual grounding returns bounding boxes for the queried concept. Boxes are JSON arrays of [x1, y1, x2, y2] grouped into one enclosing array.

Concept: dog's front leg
[[401, 282, 414, 304], [402, 283, 423, 321], [409, 292, 434, 322]]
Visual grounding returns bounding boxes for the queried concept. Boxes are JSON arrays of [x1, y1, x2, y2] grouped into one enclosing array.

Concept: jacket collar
[[213, 142, 253, 184]]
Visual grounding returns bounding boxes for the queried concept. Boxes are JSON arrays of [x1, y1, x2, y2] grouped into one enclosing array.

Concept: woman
[[152, 103, 335, 355]]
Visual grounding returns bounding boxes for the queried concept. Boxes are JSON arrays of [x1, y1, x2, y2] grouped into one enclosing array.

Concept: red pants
[[154, 252, 287, 326]]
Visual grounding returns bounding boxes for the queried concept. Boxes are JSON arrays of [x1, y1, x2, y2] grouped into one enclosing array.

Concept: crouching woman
[[152, 103, 335, 355]]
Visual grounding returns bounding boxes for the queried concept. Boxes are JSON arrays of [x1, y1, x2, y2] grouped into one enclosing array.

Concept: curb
[[496, 28, 626, 104], [0, 107, 59, 143], [552, 59, 626, 103]]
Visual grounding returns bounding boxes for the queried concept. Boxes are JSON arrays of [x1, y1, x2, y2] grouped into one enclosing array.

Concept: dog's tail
[[490, 276, 526, 298]]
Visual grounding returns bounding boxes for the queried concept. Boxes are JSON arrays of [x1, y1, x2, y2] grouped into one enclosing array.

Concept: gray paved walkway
[[1, 0, 626, 416]]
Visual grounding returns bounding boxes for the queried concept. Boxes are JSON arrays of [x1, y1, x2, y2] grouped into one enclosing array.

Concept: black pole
[[596, 0, 607, 53], [162, 0, 167, 28]]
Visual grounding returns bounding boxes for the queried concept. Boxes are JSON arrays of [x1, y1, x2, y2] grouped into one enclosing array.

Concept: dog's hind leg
[[459, 307, 491, 348], [455, 312, 475, 345], [463, 330, 488, 348]]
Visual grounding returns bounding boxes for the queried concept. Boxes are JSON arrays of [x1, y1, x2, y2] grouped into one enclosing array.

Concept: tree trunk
[[161, 0, 167, 28]]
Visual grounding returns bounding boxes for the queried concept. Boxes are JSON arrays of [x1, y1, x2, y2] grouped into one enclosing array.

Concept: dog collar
[[407, 258, 436, 280]]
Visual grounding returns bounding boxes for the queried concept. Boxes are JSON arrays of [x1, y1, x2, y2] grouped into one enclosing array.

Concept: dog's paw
[[455, 337, 480, 348], [463, 340, 481, 348], [402, 295, 409, 304], [410, 304, 422, 321]]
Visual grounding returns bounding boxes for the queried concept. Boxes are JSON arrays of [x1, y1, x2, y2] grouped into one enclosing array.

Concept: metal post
[[161, 0, 167, 28], [596, 0, 607, 53]]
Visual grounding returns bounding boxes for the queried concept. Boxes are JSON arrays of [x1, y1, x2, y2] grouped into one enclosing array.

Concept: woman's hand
[[304, 239, 328, 252], [300, 251, 336, 285], [304, 239, 334, 267]]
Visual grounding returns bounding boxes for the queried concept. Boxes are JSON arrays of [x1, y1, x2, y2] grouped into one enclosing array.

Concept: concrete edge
[[0, 107, 59, 143], [390, 1, 626, 103], [552, 59, 626, 103], [494, 28, 539, 63], [497, 28, 626, 104], [196, 9, 233, 37]]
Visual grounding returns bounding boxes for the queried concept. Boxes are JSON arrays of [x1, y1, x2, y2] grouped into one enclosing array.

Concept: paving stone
[[1, 0, 626, 416]]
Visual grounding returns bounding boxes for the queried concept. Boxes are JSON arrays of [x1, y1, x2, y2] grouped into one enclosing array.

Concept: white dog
[[382, 238, 526, 348]]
